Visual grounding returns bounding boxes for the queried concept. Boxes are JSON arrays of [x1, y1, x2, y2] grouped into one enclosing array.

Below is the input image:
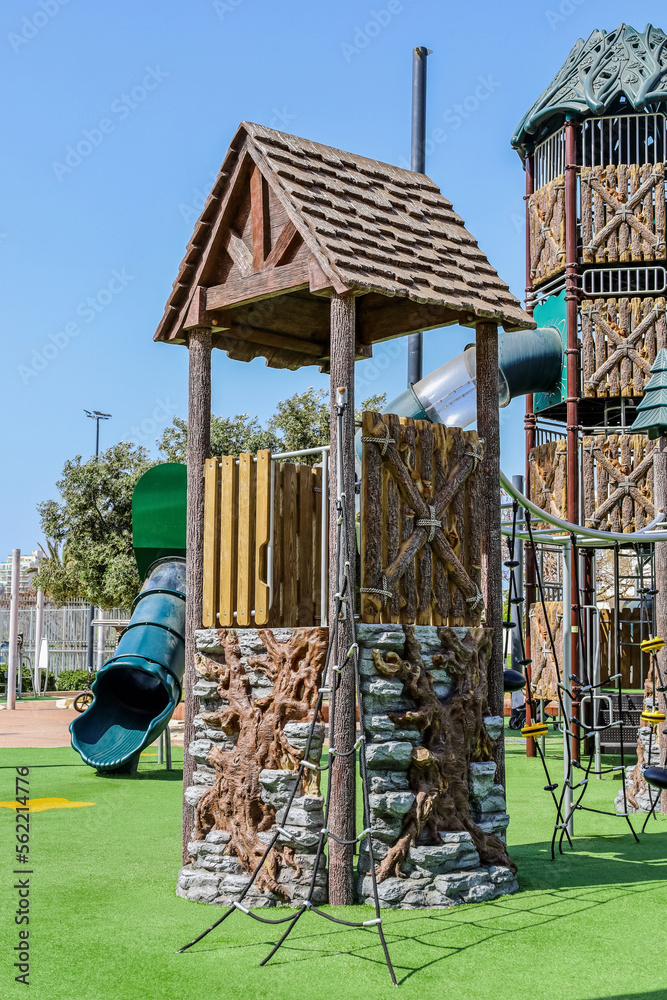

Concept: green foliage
[[56, 670, 96, 692], [157, 387, 331, 464], [356, 392, 387, 422], [157, 387, 387, 466], [33, 442, 152, 609], [157, 414, 277, 463], [267, 387, 330, 454]]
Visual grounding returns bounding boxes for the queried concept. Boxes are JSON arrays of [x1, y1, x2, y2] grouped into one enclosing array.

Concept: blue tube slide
[[70, 557, 186, 773]]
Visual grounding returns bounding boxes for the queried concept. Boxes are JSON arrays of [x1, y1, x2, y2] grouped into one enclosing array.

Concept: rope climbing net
[[178, 389, 397, 985]]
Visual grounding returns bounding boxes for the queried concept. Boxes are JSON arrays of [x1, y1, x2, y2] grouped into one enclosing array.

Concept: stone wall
[[176, 627, 328, 908], [356, 624, 518, 909], [176, 623, 518, 911]]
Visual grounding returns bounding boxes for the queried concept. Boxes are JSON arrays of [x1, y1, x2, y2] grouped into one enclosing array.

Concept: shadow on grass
[[593, 994, 667, 1000], [178, 836, 667, 987]]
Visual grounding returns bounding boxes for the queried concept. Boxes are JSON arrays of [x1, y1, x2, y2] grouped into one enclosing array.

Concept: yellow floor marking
[[0, 798, 95, 813]]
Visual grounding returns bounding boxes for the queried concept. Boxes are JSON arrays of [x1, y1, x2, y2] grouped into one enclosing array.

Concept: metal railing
[[534, 126, 567, 188], [581, 112, 667, 168], [582, 265, 667, 298], [0, 600, 127, 680]]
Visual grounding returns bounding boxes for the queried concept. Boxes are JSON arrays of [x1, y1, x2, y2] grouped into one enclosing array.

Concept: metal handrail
[[500, 470, 667, 545]]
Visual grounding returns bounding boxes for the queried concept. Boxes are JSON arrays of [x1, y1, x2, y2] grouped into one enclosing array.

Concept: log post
[[565, 115, 581, 760], [328, 291, 357, 904], [655, 436, 667, 813], [476, 321, 505, 786], [183, 326, 212, 862], [524, 145, 537, 757]]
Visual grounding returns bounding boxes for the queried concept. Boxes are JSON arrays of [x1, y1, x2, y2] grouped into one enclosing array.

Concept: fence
[[202, 448, 327, 629], [0, 599, 126, 682]]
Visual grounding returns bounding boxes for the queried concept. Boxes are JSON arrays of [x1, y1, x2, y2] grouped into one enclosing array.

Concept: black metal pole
[[407, 45, 429, 388]]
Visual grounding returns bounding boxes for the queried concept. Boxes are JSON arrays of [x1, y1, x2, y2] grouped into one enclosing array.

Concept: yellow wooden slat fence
[[203, 450, 324, 628]]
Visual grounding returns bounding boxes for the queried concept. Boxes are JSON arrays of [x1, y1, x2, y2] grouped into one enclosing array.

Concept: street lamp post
[[84, 410, 111, 672]]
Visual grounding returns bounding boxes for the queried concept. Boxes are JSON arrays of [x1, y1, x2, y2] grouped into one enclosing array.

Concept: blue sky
[[1, 0, 661, 558]]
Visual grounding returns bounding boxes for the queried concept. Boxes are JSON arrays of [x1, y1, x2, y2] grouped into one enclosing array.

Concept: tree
[[157, 388, 388, 462], [28, 538, 80, 607], [158, 414, 277, 463], [356, 392, 386, 423], [32, 443, 152, 609], [268, 387, 330, 454]]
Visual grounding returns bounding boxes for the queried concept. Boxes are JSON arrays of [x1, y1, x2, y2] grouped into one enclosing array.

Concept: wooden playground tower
[[513, 24, 667, 753], [154, 120, 532, 902]]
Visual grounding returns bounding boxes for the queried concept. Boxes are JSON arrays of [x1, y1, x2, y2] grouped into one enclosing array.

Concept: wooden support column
[[565, 115, 581, 759], [328, 291, 356, 905], [524, 145, 537, 756], [476, 321, 505, 787], [183, 326, 212, 863], [655, 436, 667, 813]]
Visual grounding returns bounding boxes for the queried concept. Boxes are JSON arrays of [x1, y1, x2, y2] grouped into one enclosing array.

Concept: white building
[[0, 550, 42, 594]]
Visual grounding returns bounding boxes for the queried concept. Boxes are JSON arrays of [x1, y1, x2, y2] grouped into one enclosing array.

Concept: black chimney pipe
[[407, 45, 430, 388]]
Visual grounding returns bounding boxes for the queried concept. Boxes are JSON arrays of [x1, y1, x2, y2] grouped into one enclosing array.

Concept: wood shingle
[[155, 122, 532, 369]]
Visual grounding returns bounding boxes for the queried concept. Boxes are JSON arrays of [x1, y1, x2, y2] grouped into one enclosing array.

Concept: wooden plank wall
[[528, 174, 566, 284], [202, 450, 322, 628], [581, 296, 667, 399], [580, 163, 666, 264], [360, 411, 483, 626]]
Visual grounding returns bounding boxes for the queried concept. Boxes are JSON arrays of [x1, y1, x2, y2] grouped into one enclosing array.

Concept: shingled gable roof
[[155, 121, 533, 369]]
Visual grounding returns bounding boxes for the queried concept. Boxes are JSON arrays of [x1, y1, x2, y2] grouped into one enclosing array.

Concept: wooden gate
[[202, 450, 324, 628], [360, 412, 484, 626]]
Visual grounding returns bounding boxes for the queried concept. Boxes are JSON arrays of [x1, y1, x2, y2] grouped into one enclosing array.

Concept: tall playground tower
[[511, 24, 667, 735]]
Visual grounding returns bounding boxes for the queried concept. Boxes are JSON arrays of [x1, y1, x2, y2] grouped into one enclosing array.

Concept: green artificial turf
[[1, 736, 667, 1000]]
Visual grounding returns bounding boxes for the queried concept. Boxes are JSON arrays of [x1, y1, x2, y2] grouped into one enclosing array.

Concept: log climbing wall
[[528, 602, 562, 701], [202, 450, 323, 629], [581, 296, 667, 400], [528, 440, 567, 520], [528, 174, 566, 284], [580, 164, 666, 265], [360, 412, 484, 626], [529, 438, 655, 532], [583, 434, 655, 531]]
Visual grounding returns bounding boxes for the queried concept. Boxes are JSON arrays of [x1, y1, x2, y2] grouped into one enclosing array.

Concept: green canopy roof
[[512, 24, 667, 157]]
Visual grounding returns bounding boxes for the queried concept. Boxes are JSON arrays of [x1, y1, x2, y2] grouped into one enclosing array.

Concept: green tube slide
[[70, 557, 186, 773]]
